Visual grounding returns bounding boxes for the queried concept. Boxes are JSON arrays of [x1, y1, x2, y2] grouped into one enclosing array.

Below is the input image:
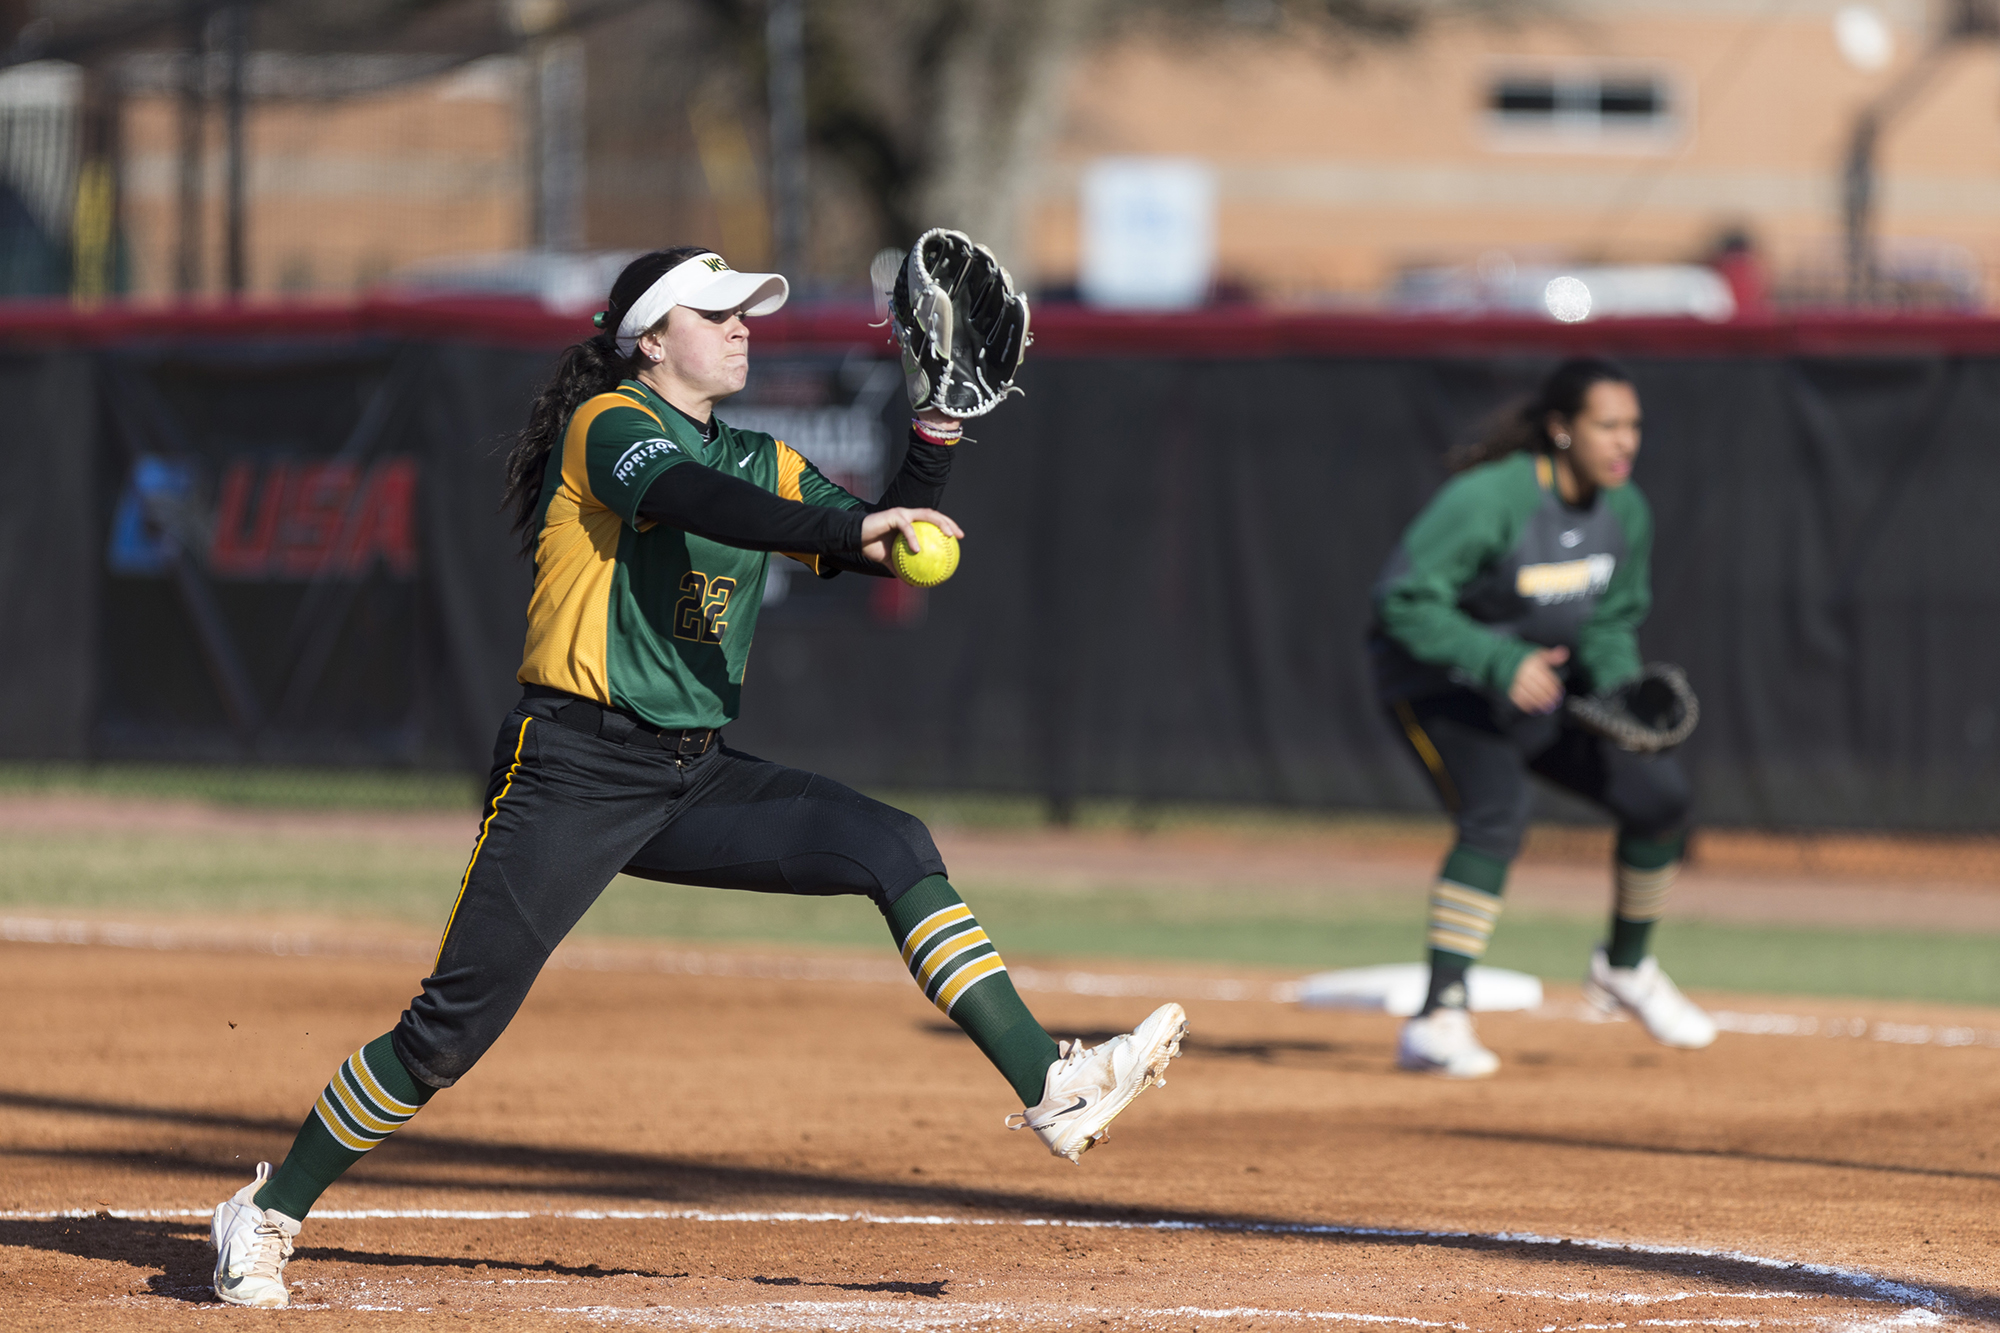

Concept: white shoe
[[1583, 948, 1717, 1049], [211, 1162, 301, 1308], [1007, 1002, 1188, 1163], [1397, 1007, 1501, 1078]]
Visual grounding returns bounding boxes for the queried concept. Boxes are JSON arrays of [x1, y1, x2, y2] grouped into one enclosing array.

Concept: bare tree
[[696, 0, 1537, 267], [6, 0, 1536, 284]]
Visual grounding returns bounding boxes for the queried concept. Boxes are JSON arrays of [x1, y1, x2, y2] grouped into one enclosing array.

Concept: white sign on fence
[[1079, 156, 1216, 311]]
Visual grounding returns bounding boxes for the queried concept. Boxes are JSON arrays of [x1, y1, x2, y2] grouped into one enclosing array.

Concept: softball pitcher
[[207, 247, 1187, 1307], [1371, 357, 1714, 1078]]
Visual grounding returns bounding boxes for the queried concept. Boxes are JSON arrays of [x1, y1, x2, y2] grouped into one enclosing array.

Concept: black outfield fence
[[5, 300, 2000, 831]]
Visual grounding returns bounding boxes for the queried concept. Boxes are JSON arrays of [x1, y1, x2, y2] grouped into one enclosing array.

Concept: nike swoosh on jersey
[[739, 452, 755, 467]]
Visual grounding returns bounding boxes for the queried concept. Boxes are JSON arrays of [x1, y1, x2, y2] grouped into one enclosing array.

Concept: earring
[[1554, 434, 1571, 449]]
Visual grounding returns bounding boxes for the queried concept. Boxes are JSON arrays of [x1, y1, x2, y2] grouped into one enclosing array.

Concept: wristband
[[910, 417, 963, 446]]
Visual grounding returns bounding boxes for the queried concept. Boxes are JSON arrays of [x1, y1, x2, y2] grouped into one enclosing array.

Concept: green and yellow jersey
[[1370, 450, 1652, 702], [518, 378, 861, 729]]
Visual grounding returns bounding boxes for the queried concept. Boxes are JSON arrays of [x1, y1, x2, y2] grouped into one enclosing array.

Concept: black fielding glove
[[888, 228, 1030, 419], [1565, 663, 1700, 752]]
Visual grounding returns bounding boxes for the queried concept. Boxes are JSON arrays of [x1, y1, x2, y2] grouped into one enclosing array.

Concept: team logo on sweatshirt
[[1516, 554, 1615, 604]]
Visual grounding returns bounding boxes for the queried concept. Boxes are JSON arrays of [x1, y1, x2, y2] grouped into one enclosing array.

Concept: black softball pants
[[391, 690, 946, 1088], [1387, 687, 1691, 863]]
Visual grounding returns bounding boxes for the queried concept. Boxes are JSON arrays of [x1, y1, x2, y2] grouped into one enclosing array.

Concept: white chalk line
[[6, 914, 2000, 1050], [545, 1301, 1933, 1332], [334, 1285, 1470, 1329], [153, 1288, 1871, 1333], [557, 1301, 1470, 1330], [3, 1203, 1954, 1316], [84, 1293, 1921, 1333], [1490, 1287, 1825, 1304], [295, 1298, 1472, 1330], [1537, 999, 2000, 1051], [108, 1296, 1935, 1331]]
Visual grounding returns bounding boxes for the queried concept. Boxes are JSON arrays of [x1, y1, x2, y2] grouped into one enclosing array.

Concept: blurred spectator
[[1710, 229, 1770, 321]]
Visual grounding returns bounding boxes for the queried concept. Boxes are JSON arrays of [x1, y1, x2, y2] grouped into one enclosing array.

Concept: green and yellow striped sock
[[885, 875, 1061, 1105], [253, 1032, 435, 1222], [1607, 831, 1686, 968], [1421, 845, 1509, 1014]]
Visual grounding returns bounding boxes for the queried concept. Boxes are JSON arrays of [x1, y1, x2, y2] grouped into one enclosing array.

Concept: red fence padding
[[6, 294, 2000, 358]]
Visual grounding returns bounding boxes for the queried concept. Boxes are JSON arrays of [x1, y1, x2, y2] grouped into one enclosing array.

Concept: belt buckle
[[668, 728, 708, 758]]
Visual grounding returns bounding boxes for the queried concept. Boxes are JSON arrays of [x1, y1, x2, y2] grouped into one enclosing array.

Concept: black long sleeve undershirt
[[816, 431, 956, 576], [873, 432, 954, 512], [637, 464, 867, 555], [634, 428, 956, 577]]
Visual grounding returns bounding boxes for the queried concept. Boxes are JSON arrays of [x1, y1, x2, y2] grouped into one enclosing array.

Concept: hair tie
[[591, 310, 608, 328]]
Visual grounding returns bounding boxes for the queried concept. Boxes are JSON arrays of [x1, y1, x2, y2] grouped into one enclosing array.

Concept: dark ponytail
[[1449, 356, 1633, 474], [501, 245, 712, 552]]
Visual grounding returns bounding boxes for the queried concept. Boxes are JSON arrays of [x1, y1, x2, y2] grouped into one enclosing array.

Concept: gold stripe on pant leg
[[434, 716, 533, 969]]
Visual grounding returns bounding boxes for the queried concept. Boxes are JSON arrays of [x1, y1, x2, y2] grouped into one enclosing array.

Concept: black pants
[[1386, 688, 1691, 863], [392, 690, 946, 1088]]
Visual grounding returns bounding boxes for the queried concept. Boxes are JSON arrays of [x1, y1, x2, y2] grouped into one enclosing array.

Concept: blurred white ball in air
[[1835, 5, 1894, 71], [1544, 275, 1592, 323]]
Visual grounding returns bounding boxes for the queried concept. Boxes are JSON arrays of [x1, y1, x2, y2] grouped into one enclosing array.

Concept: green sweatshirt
[[1370, 450, 1651, 702]]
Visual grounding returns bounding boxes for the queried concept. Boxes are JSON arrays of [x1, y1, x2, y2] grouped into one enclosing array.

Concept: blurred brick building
[[1030, 0, 1998, 306], [114, 53, 527, 298], [3, 0, 1995, 308]]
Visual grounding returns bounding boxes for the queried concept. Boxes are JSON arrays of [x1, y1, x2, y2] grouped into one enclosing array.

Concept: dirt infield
[[2, 927, 1996, 1331]]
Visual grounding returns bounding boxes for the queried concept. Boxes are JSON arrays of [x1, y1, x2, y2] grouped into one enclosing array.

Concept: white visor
[[614, 253, 789, 356]]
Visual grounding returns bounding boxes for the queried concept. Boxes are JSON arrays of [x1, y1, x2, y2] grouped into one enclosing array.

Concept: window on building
[[1486, 70, 1677, 146]]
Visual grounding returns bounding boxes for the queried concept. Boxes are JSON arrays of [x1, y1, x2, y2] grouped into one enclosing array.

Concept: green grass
[[1480, 914, 2000, 1009], [0, 762, 483, 811], [0, 763, 1455, 833], [575, 881, 1429, 970], [0, 827, 474, 922], [875, 789, 1454, 838], [0, 764, 1990, 1008], [1, 815, 1995, 1007]]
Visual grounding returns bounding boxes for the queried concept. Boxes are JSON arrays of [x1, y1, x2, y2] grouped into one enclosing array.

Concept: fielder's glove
[[888, 228, 1030, 418], [1565, 662, 1699, 752]]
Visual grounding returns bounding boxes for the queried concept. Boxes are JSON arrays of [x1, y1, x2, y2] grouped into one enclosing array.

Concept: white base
[[1295, 963, 1544, 1018]]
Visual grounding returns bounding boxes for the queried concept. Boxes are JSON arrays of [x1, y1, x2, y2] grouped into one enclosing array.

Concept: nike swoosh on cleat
[[1038, 1096, 1089, 1124]]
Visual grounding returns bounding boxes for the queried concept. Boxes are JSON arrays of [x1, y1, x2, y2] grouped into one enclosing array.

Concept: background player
[[206, 246, 1187, 1307], [1367, 356, 1714, 1078]]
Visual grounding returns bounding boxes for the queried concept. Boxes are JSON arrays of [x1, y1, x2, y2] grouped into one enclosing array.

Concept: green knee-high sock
[[1608, 831, 1686, 968], [1421, 845, 1509, 1014], [253, 1032, 436, 1221], [885, 875, 1061, 1105]]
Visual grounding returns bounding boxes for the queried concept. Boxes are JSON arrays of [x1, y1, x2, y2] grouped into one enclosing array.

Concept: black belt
[[525, 687, 716, 758]]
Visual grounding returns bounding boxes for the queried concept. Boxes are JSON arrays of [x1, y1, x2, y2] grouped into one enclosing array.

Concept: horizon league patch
[[612, 438, 680, 485]]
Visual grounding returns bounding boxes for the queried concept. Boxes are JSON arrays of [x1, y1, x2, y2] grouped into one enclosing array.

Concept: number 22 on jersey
[[673, 572, 738, 644]]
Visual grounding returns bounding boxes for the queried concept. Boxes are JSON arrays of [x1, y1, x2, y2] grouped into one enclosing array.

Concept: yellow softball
[[890, 520, 959, 588]]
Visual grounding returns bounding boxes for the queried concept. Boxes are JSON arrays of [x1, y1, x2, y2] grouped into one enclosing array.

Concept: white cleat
[[210, 1161, 301, 1308], [1583, 947, 1717, 1049], [1007, 1002, 1188, 1163], [1397, 1006, 1501, 1078]]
